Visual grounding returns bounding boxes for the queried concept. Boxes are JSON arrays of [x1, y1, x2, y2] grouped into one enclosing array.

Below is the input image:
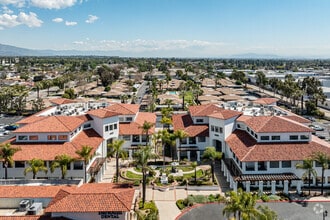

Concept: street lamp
[[323, 210, 328, 220]]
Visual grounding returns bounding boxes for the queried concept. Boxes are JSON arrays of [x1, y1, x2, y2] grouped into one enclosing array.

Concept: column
[[246, 181, 251, 192], [258, 181, 264, 194], [197, 151, 200, 162], [187, 151, 191, 161], [177, 151, 180, 161], [221, 161, 224, 171], [233, 181, 238, 192], [271, 180, 276, 195], [226, 169, 230, 182], [296, 180, 302, 194], [223, 166, 227, 177], [129, 150, 133, 160], [284, 180, 289, 194], [229, 176, 233, 188]]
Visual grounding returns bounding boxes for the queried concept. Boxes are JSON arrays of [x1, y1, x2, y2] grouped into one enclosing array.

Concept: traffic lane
[[0, 116, 23, 143]]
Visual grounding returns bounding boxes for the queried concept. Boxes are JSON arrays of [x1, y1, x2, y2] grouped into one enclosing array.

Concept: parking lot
[[0, 116, 24, 143]]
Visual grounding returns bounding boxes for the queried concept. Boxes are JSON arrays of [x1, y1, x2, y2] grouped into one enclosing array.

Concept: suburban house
[[1, 99, 156, 182]]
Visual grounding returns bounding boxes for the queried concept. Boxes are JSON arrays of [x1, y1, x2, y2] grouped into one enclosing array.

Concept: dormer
[[236, 115, 313, 143]]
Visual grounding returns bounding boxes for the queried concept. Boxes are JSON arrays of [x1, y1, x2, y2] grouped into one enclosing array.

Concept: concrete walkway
[[101, 158, 116, 183]]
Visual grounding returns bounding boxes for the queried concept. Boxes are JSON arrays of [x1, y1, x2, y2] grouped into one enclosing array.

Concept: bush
[[104, 86, 111, 92], [260, 194, 270, 202], [176, 199, 185, 210]]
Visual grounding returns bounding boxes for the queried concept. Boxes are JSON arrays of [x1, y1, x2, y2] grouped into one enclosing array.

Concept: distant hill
[[0, 44, 54, 56], [230, 53, 283, 59]]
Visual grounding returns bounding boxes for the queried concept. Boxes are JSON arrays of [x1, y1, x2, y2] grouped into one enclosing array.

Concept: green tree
[[296, 158, 317, 195], [139, 121, 154, 146], [50, 154, 75, 179], [76, 145, 94, 183], [202, 146, 222, 183], [312, 152, 330, 195], [0, 143, 21, 179], [173, 129, 188, 161], [255, 71, 268, 92], [191, 161, 198, 185], [24, 158, 48, 179], [108, 140, 126, 183], [257, 205, 279, 220]]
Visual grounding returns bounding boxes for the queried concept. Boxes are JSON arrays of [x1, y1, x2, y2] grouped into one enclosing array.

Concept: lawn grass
[[183, 169, 203, 179], [126, 170, 142, 180]]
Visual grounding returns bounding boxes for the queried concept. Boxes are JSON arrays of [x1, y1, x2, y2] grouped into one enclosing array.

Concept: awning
[[234, 173, 300, 182]]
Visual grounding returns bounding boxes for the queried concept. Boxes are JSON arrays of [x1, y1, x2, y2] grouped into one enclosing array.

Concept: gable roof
[[119, 112, 156, 135], [188, 104, 241, 119], [172, 114, 209, 137], [50, 98, 77, 105], [14, 116, 85, 133], [87, 108, 120, 118], [253, 98, 278, 105], [226, 130, 330, 162], [237, 115, 313, 133], [105, 103, 140, 115], [45, 183, 135, 213], [6, 129, 103, 161]]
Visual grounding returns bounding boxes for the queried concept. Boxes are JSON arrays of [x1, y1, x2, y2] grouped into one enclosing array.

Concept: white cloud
[[65, 20, 77, 26], [30, 0, 77, 9], [52, 17, 63, 23], [0, 0, 25, 7], [85, 14, 98, 23], [0, 11, 42, 28], [73, 41, 83, 45], [2, 6, 13, 14]]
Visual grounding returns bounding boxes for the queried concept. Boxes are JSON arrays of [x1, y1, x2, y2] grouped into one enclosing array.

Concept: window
[[196, 119, 204, 123], [254, 134, 258, 139], [300, 135, 309, 140], [315, 161, 322, 167], [109, 124, 113, 131], [198, 137, 206, 142], [123, 135, 130, 141], [18, 136, 28, 141], [114, 123, 118, 130], [247, 127, 250, 132], [245, 162, 255, 171], [289, 135, 298, 140], [133, 135, 140, 142], [237, 124, 241, 128], [215, 127, 219, 133], [181, 138, 187, 144], [251, 130, 254, 135], [189, 137, 196, 144], [29, 135, 38, 141], [271, 136, 280, 141], [83, 123, 91, 129], [270, 161, 280, 168], [211, 125, 215, 132], [67, 163, 71, 170], [47, 135, 57, 141], [282, 161, 291, 168], [219, 127, 223, 133], [105, 125, 109, 132], [126, 117, 133, 122], [119, 118, 124, 122], [73, 161, 83, 170], [58, 135, 68, 141], [141, 135, 147, 142], [15, 161, 25, 168], [261, 136, 269, 140]]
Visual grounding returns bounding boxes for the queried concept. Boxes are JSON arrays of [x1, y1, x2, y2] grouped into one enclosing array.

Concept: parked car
[[4, 124, 18, 131], [309, 124, 324, 131], [317, 135, 326, 139]]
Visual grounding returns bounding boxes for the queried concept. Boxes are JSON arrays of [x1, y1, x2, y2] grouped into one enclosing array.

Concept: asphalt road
[[178, 201, 330, 220], [0, 115, 23, 143]]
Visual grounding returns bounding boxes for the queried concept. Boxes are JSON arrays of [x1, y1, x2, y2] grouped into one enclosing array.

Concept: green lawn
[[182, 169, 203, 179], [126, 170, 143, 180]]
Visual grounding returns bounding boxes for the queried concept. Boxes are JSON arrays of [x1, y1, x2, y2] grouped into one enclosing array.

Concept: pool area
[[167, 91, 177, 95]]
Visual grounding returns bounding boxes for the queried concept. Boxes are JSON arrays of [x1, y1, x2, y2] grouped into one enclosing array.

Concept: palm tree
[[191, 161, 197, 185], [312, 152, 330, 195], [257, 205, 279, 220], [202, 146, 222, 183], [134, 145, 154, 206], [24, 158, 48, 179], [139, 121, 154, 146], [173, 129, 188, 161], [0, 143, 21, 179], [296, 158, 317, 195], [76, 145, 94, 183], [108, 140, 126, 183], [50, 154, 75, 179]]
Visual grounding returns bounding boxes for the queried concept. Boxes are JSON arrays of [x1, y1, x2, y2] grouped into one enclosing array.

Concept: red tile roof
[[0, 185, 75, 198], [14, 116, 85, 133], [105, 103, 139, 115], [119, 112, 156, 135], [46, 183, 135, 213], [253, 98, 278, 105], [50, 98, 77, 105], [5, 129, 103, 161], [87, 108, 120, 118], [16, 115, 46, 125], [282, 115, 311, 124], [172, 114, 209, 137], [189, 104, 240, 119], [237, 115, 313, 133], [226, 130, 330, 162]]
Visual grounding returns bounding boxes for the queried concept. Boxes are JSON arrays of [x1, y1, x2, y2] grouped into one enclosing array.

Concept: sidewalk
[[101, 158, 116, 183]]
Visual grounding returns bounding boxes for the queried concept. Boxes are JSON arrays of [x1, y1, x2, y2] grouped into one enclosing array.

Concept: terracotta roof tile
[[282, 115, 311, 124], [87, 108, 120, 118], [253, 98, 278, 105], [50, 98, 77, 105], [188, 104, 240, 119], [119, 112, 156, 135], [105, 103, 139, 115], [0, 185, 75, 198], [237, 115, 313, 133], [14, 116, 85, 133], [172, 114, 208, 137], [209, 110, 242, 120], [6, 129, 103, 161], [46, 183, 135, 213], [16, 115, 46, 125], [226, 130, 330, 162]]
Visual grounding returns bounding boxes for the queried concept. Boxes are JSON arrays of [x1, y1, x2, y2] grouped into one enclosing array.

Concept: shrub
[[176, 199, 185, 210], [260, 194, 270, 202]]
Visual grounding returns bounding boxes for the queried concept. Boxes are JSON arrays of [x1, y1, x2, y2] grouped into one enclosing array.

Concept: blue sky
[[0, 0, 330, 57]]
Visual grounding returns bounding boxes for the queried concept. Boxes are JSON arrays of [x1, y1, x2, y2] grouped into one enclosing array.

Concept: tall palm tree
[[50, 154, 75, 179], [202, 146, 222, 183], [296, 158, 317, 195], [108, 140, 126, 183], [191, 161, 197, 185], [173, 129, 188, 161], [139, 121, 154, 146], [134, 145, 154, 206], [0, 143, 21, 179], [312, 152, 330, 195], [223, 189, 242, 220], [24, 158, 48, 179], [76, 145, 94, 183]]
